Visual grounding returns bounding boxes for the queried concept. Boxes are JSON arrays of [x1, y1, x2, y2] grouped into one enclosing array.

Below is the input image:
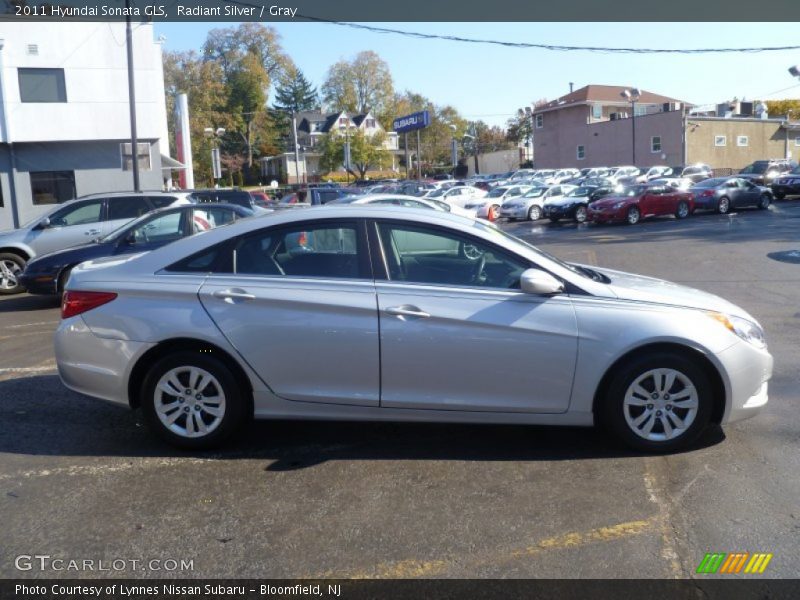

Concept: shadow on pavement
[[0, 294, 60, 313], [0, 375, 726, 469]]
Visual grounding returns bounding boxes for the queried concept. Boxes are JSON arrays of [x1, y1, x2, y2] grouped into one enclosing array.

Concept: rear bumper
[[498, 206, 528, 219]]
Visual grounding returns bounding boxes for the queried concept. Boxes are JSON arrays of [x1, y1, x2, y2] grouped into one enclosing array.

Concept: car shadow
[[0, 294, 60, 313], [0, 375, 726, 470]]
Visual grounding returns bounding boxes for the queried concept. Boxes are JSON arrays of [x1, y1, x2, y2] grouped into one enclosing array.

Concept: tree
[[317, 130, 391, 180], [765, 99, 800, 119], [273, 67, 319, 113], [321, 51, 394, 115], [202, 23, 292, 81], [226, 51, 269, 170]]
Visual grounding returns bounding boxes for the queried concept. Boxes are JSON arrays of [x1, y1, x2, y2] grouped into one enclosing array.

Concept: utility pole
[[124, 3, 140, 191], [291, 111, 301, 185]]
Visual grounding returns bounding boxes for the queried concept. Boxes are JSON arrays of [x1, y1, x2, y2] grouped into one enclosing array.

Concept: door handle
[[385, 305, 430, 319], [213, 288, 256, 302]]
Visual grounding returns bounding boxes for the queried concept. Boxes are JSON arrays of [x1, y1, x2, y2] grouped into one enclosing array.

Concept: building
[[0, 23, 173, 230], [465, 148, 527, 177], [532, 84, 800, 170], [260, 110, 400, 184]]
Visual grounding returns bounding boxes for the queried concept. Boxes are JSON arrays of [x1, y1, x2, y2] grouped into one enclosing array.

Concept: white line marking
[[6, 321, 57, 329]]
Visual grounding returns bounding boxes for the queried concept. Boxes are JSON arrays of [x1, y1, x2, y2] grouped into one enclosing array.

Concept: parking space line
[[6, 321, 58, 329], [643, 458, 683, 578], [0, 456, 218, 482]]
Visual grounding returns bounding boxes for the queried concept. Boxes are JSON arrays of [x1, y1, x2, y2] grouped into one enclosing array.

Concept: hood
[[591, 265, 757, 321], [591, 195, 632, 208]]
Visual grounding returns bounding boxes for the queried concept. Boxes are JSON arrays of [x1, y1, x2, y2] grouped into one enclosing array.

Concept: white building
[[0, 23, 172, 230]]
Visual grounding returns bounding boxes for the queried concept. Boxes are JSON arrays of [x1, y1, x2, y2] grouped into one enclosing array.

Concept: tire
[[626, 206, 640, 225], [574, 206, 588, 223], [548, 216, 559, 223], [528, 205, 542, 221], [774, 191, 785, 201], [599, 351, 713, 452], [675, 201, 690, 219], [140, 351, 249, 449], [0, 252, 26, 295], [758, 194, 771, 210], [717, 196, 730, 214]]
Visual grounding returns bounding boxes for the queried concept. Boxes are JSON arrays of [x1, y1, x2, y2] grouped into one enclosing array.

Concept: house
[[261, 110, 400, 184], [532, 84, 799, 170], [0, 23, 173, 230]]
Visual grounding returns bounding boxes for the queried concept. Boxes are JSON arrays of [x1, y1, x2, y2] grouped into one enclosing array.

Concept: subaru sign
[[393, 110, 430, 133]]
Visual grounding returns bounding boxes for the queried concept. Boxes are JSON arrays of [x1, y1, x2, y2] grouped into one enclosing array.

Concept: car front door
[[723, 179, 742, 208], [738, 179, 761, 206], [198, 219, 380, 407], [27, 199, 105, 256], [372, 220, 578, 413]]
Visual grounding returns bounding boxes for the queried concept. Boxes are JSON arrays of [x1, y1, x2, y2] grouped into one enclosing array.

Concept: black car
[[188, 188, 258, 209], [20, 204, 254, 295], [543, 185, 618, 223], [690, 177, 773, 214], [739, 159, 798, 186], [771, 164, 800, 199]]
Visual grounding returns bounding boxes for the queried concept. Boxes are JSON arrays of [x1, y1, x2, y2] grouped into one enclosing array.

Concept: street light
[[518, 107, 534, 164], [620, 88, 641, 165], [204, 127, 226, 187]]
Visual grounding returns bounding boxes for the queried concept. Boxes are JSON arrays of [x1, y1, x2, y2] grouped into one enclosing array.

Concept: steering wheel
[[462, 242, 484, 261], [471, 252, 486, 284]]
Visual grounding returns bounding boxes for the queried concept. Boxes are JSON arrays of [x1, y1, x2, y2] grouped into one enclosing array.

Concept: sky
[[154, 22, 800, 128]]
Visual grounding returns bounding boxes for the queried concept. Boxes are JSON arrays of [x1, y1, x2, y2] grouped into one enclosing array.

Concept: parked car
[[649, 177, 695, 192], [638, 166, 674, 182], [690, 178, 773, 213], [608, 166, 641, 182], [20, 204, 255, 296], [423, 185, 487, 206], [542, 185, 616, 223], [469, 185, 536, 220], [188, 188, 259, 210], [770, 164, 800, 199], [678, 164, 713, 183], [276, 187, 361, 207], [0, 191, 192, 295], [502, 184, 578, 221], [588, 184, 695, 225], [55, 205, 772, 452], [549, 169, 581, 184], [738, 159, 798, 186], [326, 193, 477, 219]]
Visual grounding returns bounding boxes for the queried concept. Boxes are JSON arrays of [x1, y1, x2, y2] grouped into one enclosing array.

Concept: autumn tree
[[321, 51, 394, 116], [765, 99, 800, 119], [317, 130, 391, 180]]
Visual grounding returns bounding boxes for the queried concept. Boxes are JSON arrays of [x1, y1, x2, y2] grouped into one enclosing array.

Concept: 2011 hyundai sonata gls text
[[54, 206, 772, 452]]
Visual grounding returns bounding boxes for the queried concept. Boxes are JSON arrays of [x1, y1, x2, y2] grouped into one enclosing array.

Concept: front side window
[[30, 171, 75, 205], [49, 200, 102, 227], [18, 68, 66, 102], [377, 223, 528, 289], [130, 211, 185, 244]]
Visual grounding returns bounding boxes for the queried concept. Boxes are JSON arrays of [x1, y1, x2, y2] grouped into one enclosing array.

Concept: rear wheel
[[758, 194, 771, 210], [626, 206, 640, 225], [528, 205, 542, 221], [599, 352, 713, 452], [675, 201, 690, 219], [140, 352, 249, 449], [574, 206, 588, 223], [717, 196, 730, 214], [773, 191, 785, 200], [0, 252, 26, 295]]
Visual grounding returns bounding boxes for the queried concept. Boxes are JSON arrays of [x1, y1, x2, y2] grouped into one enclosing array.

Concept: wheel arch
[[592, 342, 726, 425], [128, 338, 254, 412], [0, 246, 32, 262]]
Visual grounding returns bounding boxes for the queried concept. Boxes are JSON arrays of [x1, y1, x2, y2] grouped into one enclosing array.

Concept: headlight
[[709, 312, 767, 349]]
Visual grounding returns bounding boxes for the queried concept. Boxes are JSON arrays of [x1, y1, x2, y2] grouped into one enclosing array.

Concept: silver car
[[55, 207, 772, 452], [0, 191, 191, 294]]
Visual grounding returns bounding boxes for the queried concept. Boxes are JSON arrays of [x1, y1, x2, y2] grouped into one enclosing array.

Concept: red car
[[587, 184, 694, 225]]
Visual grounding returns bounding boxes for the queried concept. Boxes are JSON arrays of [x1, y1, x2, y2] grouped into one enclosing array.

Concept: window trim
[[18, 67, 67, 103], [535, 114, 543, 129], [576, 145, 585, 160], [29, 170, 76, 205], [737, 135, 749, 147], [651, 136, 662, 153], [714, 135, 727, 147]]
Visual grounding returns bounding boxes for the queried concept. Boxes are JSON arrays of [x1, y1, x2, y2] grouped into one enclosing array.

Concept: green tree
[[226, 51, 269, 170], [765, 99, 800, 119], [202, 23, 292, 81], [321, 51, 394, 116], [317, 130, 391, 180], [273, 67, 319, 113]]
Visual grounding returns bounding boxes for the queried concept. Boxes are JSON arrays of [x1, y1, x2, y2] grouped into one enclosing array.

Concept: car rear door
[[198, 219, 380, 407], [372, 220, 578, 413]]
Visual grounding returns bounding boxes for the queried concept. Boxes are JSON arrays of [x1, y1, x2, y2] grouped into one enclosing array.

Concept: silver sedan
[[55, 206, 772, 452]]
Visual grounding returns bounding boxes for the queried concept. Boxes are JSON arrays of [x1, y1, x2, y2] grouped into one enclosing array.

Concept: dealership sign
[[393, 111, 430, 133]]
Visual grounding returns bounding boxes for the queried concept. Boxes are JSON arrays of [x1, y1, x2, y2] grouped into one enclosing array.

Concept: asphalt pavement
[[1, 200, 798, 579]]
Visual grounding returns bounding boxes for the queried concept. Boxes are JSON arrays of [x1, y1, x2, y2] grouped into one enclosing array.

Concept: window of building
[[651, 136, 662, 153], [120, 142, 152, 171], [591, 105, 602, 119], [634, 105, 648, 117], [714, 135, 727, 147], [737, 136, 749, 147], [18, 68, 67, 103], [576, 145, 585, 160], [339, 117, 349, 127], [365, 118, 376, 128], [30, 171, 76, 205], [535, 114, 543, 128]]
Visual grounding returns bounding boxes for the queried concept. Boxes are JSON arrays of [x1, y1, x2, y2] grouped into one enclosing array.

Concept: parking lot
[[1, 200, 799, 579]]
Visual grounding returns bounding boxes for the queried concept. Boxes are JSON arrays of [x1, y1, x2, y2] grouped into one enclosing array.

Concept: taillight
[[700, 190, 715, 197], [61, 291, 117, 319]]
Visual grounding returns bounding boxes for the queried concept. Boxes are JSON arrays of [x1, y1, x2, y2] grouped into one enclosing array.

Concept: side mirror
[[35, 217, 51, 230], [520, 268, 565, 296]]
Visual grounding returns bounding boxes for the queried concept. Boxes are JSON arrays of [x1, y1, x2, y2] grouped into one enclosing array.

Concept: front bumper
[[771, 183, 800, 196], [715, 340, 773, 424], [587, 207, 624, 223], [18, 272, 58, 295], [55, 316, 155, 408], [498, 205, 528, 219]]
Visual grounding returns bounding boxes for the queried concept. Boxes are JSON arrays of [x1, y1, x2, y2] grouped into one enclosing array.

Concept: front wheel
[[599, 352, 713, 452], [574, 206, 588, 223], [0, 253, 26, 295], [528, 205, 542, 221], [140, 352, 249, 449], [717, 196, 730, 214], [675, 201, 690, 219], [773, 191, 785, 200], [626, 206, 640, 225], [758, 194, 771, 210]]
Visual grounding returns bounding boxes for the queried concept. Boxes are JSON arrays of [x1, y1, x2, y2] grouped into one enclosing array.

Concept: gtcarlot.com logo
[[15, 555, 194, 573], [696, 552, 773, 574]]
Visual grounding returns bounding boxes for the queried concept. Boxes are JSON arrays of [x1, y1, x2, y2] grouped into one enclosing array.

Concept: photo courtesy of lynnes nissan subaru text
[[54, 206, 772, 452]]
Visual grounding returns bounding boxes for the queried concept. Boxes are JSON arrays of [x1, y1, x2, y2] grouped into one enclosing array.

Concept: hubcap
[[628, 209, 639, 224], [0, 260, 21, 290], [623, 368, 699, 442], [576, 207, 587, 222], [678, 204, 688, 217], [529, 206, 540, 220], [154, 366, 226, 438]]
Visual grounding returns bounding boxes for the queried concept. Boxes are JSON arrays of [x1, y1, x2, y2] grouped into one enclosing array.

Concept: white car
[[550, 169, 581, 184], [609, 166, 641, 182], [466, 185, 535, 220], [424, 185, 487, 207], [502, 184, 578, 221], [638, 166, 674, 182], [326, 193, 477, 219]]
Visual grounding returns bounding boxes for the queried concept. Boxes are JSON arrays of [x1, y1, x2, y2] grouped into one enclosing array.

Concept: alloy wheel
[[0, 260, 21, 291], [623, 368, 698, 442], [153, 366, 227, 438], [575, 206, 587, 223], [528, 205, 542, 221], [627, 207, 640, 225], [718, 197, 730, 214]]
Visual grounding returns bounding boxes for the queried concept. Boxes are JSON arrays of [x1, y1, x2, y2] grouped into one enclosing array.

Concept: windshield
[[522, 188, 546, 198], [692, 178, 726, 188], [427, 188, 446, 197], [740, 163, 768, 174], [567, 187, 593, 197], [487, 188, 508, 198], [619, 185, 649, 196], [101, 210, 171, 242]]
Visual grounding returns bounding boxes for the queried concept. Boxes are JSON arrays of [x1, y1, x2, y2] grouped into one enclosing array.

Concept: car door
[[27, 198, 105, 256], [723, 179, 741, 208], [198, 219, 380, 407], [738, 179, 761, 206], [372, 220, 578, 413]]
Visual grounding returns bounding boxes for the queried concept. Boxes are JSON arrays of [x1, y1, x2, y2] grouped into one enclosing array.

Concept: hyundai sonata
[[55, 207, 772, 451]]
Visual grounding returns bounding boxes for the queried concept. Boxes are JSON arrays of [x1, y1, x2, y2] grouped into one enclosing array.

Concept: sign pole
[[404, 133, 409, 180], [416, 129, 421, 181]]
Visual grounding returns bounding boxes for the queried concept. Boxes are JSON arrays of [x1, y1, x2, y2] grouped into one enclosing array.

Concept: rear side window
[[108, 196, 150, 220], [148, 196, 178, 209]]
